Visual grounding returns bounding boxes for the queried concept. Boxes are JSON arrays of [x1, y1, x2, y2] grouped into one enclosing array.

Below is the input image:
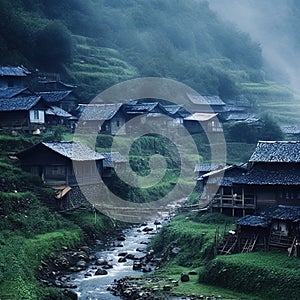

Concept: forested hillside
[[0, 0, 264, 100]]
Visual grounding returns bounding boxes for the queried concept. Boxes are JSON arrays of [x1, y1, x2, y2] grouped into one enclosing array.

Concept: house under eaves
[[234, 141, 300, 211], [0, 96, 48, 131], [76, 103, 126, 135]]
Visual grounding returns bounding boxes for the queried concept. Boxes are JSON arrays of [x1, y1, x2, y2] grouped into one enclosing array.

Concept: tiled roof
[[194, 163, 223, 173], [281, 125, 300, 135], [236, 215, 271, 227], [184, 112, 218, 122], [199, 164, 247, 187], [124, 102, 168, 114], [0, 96, 43, 111], [46, 106, 72, 118], [186, 93, 225, 106], [0, 87, 28, 98], [100, 152, 128, 168], [271, 205, 300, 221], [42, 142, 104, 161], [222, 95, 252, 107], [77, 103, 123, 121], [234, 164, 300, 185], [37, 91, 72, 103], [220, 112, 258, 122], [0, 66, 30, 77], [249, 141, 300, 162]]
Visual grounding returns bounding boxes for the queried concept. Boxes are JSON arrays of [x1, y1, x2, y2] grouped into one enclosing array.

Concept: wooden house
[[0, 96, 48, 131], [198, 164, 255, 216], [37, 90, 78, 113], [268, 205, 300, 250], [234, 141, 300, 211], [45, 106, 73, 126], [76, 103, 126, 135], [183, 113, 223, 135], [0, 66, 31, 88], [185, 93, 225, 113], [123, 101, 170, 133], [17, 141, 104, 186]]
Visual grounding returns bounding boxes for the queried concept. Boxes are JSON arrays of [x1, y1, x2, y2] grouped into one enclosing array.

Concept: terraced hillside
[[67, 35, 139, 101]]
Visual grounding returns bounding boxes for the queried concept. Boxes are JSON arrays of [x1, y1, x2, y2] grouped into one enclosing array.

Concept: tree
[[34, 21, 72, 70]]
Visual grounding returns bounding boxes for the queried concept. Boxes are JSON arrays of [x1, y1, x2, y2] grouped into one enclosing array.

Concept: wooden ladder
[[241, 234, 258, 253], [218, 234, 238, 255]]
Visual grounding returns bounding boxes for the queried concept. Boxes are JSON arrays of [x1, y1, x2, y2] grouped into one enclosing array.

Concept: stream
[[68, 218, 165, 299]]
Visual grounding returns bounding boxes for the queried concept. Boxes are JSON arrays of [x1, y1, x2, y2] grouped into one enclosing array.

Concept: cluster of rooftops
[[0, 65, 262, 134]]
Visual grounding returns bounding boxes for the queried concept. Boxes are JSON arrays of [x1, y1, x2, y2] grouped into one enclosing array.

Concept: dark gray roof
[[234, 165, 300, 186], [124, 102, 168, 115], [222, 95, 252, 107], [100, 152, 127, 168], [78, 103, 123, 121], [281, 125, 300, 135], [0, 87, 28, 98], [236, 215, 271, 227], [199, 164, 247, 187], [0, 66, 30, 77], [249, 141, 300, 162], [221, 112, 258, 122], [0, 96, 43, 111], [194, 163, 223, 173], [37, 91, 72, 103], [46, 106, 72, 118], [42, 142, 104, 161], [186, 94, 225, 106], [271, 205, 300, 222]]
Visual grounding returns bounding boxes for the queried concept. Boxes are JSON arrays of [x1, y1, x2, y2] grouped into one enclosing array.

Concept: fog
[[208, 0, 300, 91]]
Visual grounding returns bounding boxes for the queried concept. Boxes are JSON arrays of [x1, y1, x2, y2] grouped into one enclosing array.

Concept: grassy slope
[[66, 35, 139, 100], [0, 133, 122, 299], [242, 82, 300, 126], [150, 212, 300, 300]]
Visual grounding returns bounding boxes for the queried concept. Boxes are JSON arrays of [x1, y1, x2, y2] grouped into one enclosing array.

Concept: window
[[33, 110, 39, 120], [117, 120, 120, 127], [45, 166, 65, 178]]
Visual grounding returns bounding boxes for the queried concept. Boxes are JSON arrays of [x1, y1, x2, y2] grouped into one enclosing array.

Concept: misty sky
[[208, 0, 300, 91]]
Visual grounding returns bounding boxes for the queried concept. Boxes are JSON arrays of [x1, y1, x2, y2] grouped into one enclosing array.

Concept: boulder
[[180, 273, 190, 282], [95, 268, 108, 276]]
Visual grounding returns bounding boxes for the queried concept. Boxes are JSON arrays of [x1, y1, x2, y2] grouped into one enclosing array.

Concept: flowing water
[[67, 218, 167, 299]]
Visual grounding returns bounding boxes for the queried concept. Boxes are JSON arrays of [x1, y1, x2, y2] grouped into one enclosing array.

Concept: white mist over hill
[[208, 0, 300, 91]]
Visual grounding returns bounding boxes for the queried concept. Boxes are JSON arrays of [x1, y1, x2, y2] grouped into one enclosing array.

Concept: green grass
[[67, 35, 139, 100], [154, 262, 262, 300], [201, 252, 300, 300], [0, 230, 82, 300]]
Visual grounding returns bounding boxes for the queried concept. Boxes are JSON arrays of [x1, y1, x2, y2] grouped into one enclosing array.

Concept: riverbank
[[143, 212, 300, 300]]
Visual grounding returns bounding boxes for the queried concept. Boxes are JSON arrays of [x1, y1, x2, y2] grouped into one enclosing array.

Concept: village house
[[0, 66, 31, 88], [0, 96, 49, 132], [17, 141, 104, 186], [76, 103, 126, 135], [183, 112, 223, 135], [37, 90, 78, 113], [185, 93, 226, 113], [198, 164, 253, 216], [17, 141, 105, 210], [199, 141, 300, 217], [234, 141, 300, 211]]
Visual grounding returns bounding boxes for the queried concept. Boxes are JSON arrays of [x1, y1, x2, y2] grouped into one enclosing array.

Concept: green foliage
[[225, 114, 283, 145], [201, 252, 300, 300], [34, 21, 72, 70], [0, 0, 265, 100], [150, 213, 223, 267]]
